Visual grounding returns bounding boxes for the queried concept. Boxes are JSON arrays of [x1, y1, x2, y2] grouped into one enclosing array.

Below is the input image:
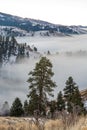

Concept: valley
[[0, 35, 87, 104]]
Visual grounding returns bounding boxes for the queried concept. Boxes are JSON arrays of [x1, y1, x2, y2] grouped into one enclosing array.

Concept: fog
[[0, 34, 87, 104], [17, 34, 87, 53]]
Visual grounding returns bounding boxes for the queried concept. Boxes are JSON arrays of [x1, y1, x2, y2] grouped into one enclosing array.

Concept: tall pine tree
[[27, 57, 56, 115]]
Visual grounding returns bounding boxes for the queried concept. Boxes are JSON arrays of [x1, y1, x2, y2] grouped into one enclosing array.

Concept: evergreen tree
[[28, 89, 40, 115], [49, 100, 57, 118], [11, 36, 17, 45], [0, 35, 30, 65], [10, 97, 24, 117], [23, 100, 29, 116], [8, 36, 17, 57], [27, 57, 56, 115], [57, 91, 65, 111], [33, 46, 37, 52], [0, 36, 18, 64], [64, 76, 84, 113]]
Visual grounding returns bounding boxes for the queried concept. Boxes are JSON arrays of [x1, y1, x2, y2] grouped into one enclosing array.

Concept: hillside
[[0, 12, 87, 36], [0, 36, 39, 66], [81, 89, 87, 100]]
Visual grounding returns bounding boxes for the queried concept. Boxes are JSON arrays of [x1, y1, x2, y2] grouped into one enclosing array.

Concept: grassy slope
[[0, 116, 87, 130]]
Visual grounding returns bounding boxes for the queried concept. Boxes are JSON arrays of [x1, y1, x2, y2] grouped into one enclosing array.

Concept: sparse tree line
[[0, 57, 87, 118], [0, 35, 37, 66]]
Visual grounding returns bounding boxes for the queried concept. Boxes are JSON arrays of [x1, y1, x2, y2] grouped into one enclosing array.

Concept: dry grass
[[45, 119, 64, 130], [0, 116, 87, 130], [82, 128, 87, 130]]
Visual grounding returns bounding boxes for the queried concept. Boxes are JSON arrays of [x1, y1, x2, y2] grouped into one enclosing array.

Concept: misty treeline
[[0, 57, 86, 118], [0, 35, 37, 66]]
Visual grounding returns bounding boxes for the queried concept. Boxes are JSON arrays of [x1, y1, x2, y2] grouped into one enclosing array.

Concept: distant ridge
[[0, 12, 87, 36]]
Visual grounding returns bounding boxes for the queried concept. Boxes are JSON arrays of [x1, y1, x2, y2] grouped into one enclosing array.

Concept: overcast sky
[[0, 0, 87, 25]]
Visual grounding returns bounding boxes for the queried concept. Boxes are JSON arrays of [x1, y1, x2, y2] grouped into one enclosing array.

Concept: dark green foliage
[[64, 76, 84, 113], [28, 89, 40, 115], [23, 100, 29, 116], [10, 97, 24, 117], [27, 57, 56, 115], [57, 91, 65, 111], [49, 100, 57, 118]]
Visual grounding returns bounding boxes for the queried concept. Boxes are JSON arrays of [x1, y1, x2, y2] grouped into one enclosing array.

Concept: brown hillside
[[80, 89, 87, 100]]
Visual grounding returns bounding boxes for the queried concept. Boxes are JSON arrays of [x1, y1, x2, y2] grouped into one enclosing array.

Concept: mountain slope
[[0, 12, 87, 36], [0, 12, 57, 32]]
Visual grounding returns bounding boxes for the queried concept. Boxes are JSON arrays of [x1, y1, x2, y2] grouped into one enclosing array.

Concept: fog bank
[[0, 35, 87, 104]]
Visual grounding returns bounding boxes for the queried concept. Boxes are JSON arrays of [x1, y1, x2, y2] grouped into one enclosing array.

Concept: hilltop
[[0, 12, 87, 37]]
